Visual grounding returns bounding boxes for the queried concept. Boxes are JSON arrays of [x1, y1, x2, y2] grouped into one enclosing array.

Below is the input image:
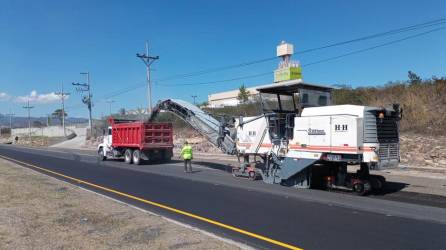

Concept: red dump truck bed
[[109, 118, 173, 150]]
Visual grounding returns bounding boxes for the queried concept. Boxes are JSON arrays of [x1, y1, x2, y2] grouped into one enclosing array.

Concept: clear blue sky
[[1, 0, 445, 118]]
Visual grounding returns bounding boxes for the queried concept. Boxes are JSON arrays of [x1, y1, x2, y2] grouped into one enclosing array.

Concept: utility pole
[[4, 108, 14, 137], [191, 95, 197, 105], [106, 99, 115, 116], [136, 41, 159, 114], [22, 100, 34, 143], [55, 82, 70, 136], [73, 72, 93, 134], [6, 112, 14, 133]]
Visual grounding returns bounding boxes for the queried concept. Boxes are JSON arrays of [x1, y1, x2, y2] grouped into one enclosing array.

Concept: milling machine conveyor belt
[[149, 99, 236, 154]]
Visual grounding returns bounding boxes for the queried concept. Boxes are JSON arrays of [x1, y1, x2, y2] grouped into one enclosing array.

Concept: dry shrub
[[333, 77, 446, 135]]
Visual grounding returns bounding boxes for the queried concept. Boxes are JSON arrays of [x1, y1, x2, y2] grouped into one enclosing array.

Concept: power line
[[295, 18, 446, 55], [106, 99, 115, 116], [71, 21, 446, 104], [102, 81, 146, 100], [155, 57, 276, 83], [158, 24, 446, 87], [100, 72, 270, 99], [301, 25, 446, 67], [58, 18, 446, 121], [96, 17, 446, 98], [159, 72, 271, 86], [70, 17, 446, 102], [152, 17, 446, 83]]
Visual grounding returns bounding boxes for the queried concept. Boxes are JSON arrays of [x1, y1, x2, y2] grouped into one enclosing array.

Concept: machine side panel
[[330, 116, 359, 153], [236, 117, 271, 154], [292, 115, 359, 154], [292, 117, 310, 146], [308, 116, 331, 148]]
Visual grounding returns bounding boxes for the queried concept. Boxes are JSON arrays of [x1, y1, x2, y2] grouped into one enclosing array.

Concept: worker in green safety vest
[[181, 141, 193, 173]]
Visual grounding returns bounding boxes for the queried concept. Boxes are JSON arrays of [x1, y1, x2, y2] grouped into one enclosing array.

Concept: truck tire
[[133, 150, 141, 165], [124, 149, 133, 164], [248, 171, 256, 181], [161, 150, 172, 162], [98, 148, 106, 161], [353, 182, 369, 196]]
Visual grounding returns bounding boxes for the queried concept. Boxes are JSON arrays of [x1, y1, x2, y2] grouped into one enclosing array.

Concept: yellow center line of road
[[0, 154, 303, 250]]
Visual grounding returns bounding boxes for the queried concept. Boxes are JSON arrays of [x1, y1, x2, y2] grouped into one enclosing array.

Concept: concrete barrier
[[12, 125, 86, 138]]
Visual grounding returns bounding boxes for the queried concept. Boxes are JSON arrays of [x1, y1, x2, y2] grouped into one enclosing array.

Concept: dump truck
[[150, 79, 402, 195], [97, 118, 173, 164]]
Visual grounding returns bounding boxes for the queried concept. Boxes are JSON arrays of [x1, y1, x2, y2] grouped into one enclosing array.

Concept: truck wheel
[[353, 183, 367, 196], [248, 171, 256, 181], [133, 150, 141, 165], [232, 168, 240, 178], [161, 150, 171, 162], [124, 149, 133, 164], [98, 148, 106, 161]]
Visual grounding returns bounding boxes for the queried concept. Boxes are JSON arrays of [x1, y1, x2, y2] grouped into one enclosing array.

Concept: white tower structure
[[277, 41, 293, 67], [274, 41, 302, 82]]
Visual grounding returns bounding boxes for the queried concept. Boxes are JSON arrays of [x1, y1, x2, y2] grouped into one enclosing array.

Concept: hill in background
[[333, 72, 445, 135], [200, 71, 445, 136], [0, 115, 88, 128]]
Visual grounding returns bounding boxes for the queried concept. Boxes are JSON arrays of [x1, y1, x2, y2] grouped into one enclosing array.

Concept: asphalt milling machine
[[149, 79, 402, 195]]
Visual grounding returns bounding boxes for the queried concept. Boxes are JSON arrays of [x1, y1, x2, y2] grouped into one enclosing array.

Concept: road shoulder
[[0, 157, 242, 250]]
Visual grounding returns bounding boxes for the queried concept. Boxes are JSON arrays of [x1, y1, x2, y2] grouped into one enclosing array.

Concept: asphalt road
[[1, 144, 446, 250]]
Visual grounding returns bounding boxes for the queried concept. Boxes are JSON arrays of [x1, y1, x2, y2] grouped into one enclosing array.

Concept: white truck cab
[[97, 126, 112, 160]]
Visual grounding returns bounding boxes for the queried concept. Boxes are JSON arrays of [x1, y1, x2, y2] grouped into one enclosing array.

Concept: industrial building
[[207, 86, 260, 108], [208, 41, 315, 108]]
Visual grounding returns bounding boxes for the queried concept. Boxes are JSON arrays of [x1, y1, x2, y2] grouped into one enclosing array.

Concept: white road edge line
[[12, 145, 221, 171], [4, 145, 94, 157]]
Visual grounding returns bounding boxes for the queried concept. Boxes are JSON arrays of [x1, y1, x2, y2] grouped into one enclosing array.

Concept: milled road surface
[[1, 144, 446, 250]]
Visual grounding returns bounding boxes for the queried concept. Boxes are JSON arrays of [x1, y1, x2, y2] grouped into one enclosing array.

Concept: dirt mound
[[173, 128, 221, 154], [400, 133, 446, 168]]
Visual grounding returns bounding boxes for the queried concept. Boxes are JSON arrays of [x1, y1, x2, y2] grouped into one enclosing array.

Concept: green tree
[[46, 115, 52, 126], [52, 109, 67, 125], [237, 84, 250, 104], [408, 71, 422, 85]]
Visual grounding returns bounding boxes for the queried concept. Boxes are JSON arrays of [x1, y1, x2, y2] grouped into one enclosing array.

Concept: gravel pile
[[400, 133, 446, 168]]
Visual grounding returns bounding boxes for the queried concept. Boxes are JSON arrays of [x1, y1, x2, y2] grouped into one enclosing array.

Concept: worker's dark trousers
[[184, 159, 192, 172]]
